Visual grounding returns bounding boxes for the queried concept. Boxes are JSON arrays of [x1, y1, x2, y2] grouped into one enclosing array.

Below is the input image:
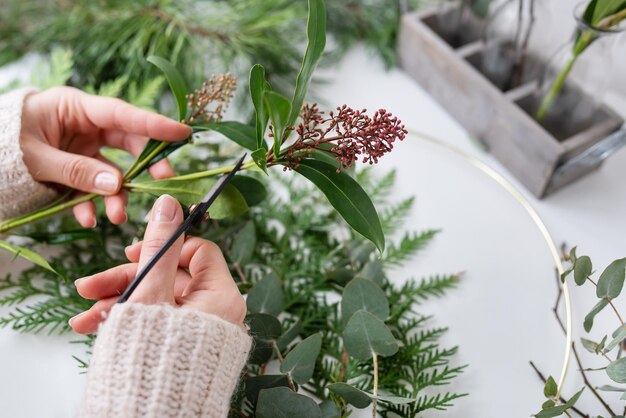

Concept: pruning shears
[[117, 154, 246, 303]]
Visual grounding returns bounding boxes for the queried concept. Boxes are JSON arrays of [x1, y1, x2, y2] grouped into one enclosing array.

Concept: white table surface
[[1, 45, 625, 418]]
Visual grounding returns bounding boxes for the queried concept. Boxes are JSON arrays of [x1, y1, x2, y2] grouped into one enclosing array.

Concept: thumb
[[129, 194, 184, 305], [36, 145, 122, 195]]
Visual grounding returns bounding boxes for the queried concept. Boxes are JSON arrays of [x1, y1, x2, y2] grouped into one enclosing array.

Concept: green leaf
[[230, 221, 256, 264], [355, 260, 384, 286], [280, 333, 322, 384], [596, 258, 626, 300], [132, 139, 188, 176], [319, 400, 341, 418], [533, 387, 584, 418], [257, 387, 321, 418], [583, 0, 598, 24], [293, 159, 385, 252], [592, 0, 626, 24], [0, 240, 58, 275], [193, 122, 257, 151], [245, 375, 291, 406], [230, 175, 267, 206], [19, 229, 100, 245], [581, 337, 605, 354], [325, 268, 355, 286], [607, 357, 626, 383], [605, 326, 626, 352], [276, 319, 303, 351], [544, 376, 558, 397], [147, 55, 188, 121], [584, 298, 609, 332], [327, 383, 372, 408], [341, 278, 389, 325], [343, 310, 398, 360], [574, 256, 592, 286], [247, 273, 284, 316], [129, 177, 248, 219], [560, 266, 573, 283], [264, 91, 292, 158], [541, 400, 556, 409], [252, 148, 268, 173], [471, 0, 491, 17], [250, 64, 269, 150], [246, 313, 282, 364], [287, 0, 326, 128]]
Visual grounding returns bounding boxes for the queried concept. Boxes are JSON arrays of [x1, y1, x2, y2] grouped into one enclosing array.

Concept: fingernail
[[68, 311, 86, 327], [94, 172, 119, 193], [74, 278, 83, 287], [153, 194, 177, 222]]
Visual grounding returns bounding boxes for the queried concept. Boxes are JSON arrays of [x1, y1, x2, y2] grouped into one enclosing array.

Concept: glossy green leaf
[[574, 256, 592, 286], [245, 375, 291, 406], [319, 400, 341, 418], [264, 91, 291, 158], [0, 240, 58, 275], [287, 0, 326, 128], [147, 55, 188, 121], [341, 278, 389, 325], [280, 333, 322, 384], [230, 221, 256, 264], [544, 376, 558, 397], [294, 159, 385, 252], [257, 387, 321, 418], [327, 383, 372, 408], [129, 177, 248, 219], [608, 357, 626, 383], [131, 139, 188, 178], [230, 175, 267, 206], [583, 0, 599, 23], [584, 298, 609, 332], [596, 258, 626, 300], [343, 310, 398, 360], [606, 326, 626, 352], [251, 148, 268, 173], [247, 273, 284, 316], [250, 64, 269, 149], [192, 122, 257, 151]]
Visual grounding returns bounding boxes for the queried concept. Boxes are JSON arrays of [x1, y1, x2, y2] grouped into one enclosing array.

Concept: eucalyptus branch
[[372, 351, 379, 418], [529, 361, 589, 418]]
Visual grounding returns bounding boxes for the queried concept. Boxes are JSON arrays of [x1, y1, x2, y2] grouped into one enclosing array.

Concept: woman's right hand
[[69, 194, 247, 334]]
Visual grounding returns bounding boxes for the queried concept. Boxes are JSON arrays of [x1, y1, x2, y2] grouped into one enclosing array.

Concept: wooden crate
[[397, 6, 625, 198]]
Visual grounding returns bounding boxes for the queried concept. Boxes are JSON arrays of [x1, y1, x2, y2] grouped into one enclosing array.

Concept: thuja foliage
[[532, 248, 626, 418], [0, 0, 420, 98]]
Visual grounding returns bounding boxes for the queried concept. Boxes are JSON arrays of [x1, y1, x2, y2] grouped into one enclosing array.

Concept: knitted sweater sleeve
[[0, 88, 58, 220], [78, 303, 251, 418]]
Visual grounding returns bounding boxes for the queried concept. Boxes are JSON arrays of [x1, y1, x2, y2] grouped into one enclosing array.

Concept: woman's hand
[[69, 194, 247, 334], [19, 87, 191, 227]]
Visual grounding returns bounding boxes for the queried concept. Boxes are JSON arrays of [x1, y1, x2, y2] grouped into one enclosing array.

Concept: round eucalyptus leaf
[[276, 319, 303, 351], [247, 313, 282, 340], [257, 387, 321, 418], [230, 221, 256, 264], [341, 278, 389, 325], [327, 383, 372, 408], [596, 258, 626, 300], [245, 374, 291, 406], [355, 260, 385, 285], [319, 400, 341, 418], [343, 310, 398, 360], [247, 273, 284, 316], [608, 357, 626, 384], [280, 333, 322, 384], [325, 268, 355, 286], [573, 255, 592, 286], [583, 298, 609, 332]]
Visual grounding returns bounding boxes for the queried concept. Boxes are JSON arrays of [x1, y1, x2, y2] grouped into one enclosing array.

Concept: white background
[[1, 11, 626, 418]]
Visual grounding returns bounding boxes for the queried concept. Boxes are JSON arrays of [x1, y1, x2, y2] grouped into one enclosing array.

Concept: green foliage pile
[[0, 0, 419, 99]]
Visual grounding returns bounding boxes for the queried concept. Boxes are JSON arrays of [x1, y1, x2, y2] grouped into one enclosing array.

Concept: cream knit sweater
[[0, 89, 252, 418]]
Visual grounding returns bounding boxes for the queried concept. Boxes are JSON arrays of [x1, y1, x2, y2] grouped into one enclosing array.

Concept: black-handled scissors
[[117, 154, 247, 303]]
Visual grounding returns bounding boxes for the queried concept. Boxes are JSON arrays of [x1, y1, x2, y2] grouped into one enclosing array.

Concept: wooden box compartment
[[397, 6, 625, 198]]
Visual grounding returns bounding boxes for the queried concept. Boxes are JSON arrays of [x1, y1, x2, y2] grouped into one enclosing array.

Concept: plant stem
[[571, 341, 616, 416], [0, 193, 97, 233], [528, 361, 589, 418], [535, 53, 578, 122], [158, 160, 256, 182], [271, 341, 296, 391], [372, 351, 378, 418]]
